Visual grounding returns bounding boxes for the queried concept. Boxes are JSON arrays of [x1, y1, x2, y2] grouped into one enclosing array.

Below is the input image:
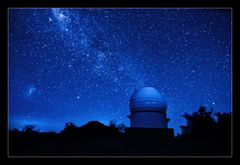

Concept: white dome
[[129, 87, 167, 112]]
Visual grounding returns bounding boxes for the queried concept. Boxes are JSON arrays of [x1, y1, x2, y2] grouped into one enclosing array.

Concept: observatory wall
[[130, 111, 167, 128]]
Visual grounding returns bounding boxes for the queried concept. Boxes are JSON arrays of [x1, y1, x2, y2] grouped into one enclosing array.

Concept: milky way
[[9, 8, 231, 134]]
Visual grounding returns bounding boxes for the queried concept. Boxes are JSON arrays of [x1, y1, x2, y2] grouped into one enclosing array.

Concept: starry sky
[[9, 8, 231, 134]]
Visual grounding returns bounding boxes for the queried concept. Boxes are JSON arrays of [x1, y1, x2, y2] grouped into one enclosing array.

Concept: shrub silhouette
[[215, 112, 231, 126], [180, 105, 231, 148], [116, 123, 126, 133], [176, 106, 231, 156], [61, 122, 78, 134], [109, 120, 117, 128], [214, 112, 231, 136], [182, 106, 216, 135], [22, 125, 37, 133], [109, 120, 126, 133]]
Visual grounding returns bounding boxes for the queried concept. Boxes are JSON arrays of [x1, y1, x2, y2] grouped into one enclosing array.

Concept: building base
[[125, 127, 174, 144]]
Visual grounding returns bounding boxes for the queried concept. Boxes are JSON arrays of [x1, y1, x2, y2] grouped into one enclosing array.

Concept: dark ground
[[9, 123, 231, 156]]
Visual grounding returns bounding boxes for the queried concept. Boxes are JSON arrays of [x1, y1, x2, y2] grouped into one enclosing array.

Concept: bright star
[[59, 13, 64, 18]]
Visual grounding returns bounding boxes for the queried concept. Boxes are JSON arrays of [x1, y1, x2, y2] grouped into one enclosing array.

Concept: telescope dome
[[129, 87, 167, 112]]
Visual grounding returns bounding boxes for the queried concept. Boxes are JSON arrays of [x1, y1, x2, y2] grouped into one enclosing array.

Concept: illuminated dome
[[129, 87, 167, 112]]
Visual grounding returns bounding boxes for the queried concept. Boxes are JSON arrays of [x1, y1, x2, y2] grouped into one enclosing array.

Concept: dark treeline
[[9, 106, 231, 156]]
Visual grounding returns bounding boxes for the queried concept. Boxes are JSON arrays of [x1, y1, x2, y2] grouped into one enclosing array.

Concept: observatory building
[[129, 87, 168, 128], [126, 87, 174, 144]]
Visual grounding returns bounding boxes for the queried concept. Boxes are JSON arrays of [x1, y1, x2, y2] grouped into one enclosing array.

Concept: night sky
[[9, 8, 231, 134]]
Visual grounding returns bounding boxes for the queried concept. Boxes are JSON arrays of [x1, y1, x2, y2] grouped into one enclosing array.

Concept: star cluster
[[9, 9, 231, 134]]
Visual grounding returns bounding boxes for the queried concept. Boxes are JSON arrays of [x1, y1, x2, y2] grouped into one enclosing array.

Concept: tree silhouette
[[182, 105, 216, 135], [109, 120, 117, 128], [116, 123, 126, 133], [181, 105, 231, 138], [61, 122, 77, 134], [22, 125, 37, 133], [215, 112, 231, 126], [109, 120, 126, 133], [214, 112, 231, 135], [178, 106, 231, 155]]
